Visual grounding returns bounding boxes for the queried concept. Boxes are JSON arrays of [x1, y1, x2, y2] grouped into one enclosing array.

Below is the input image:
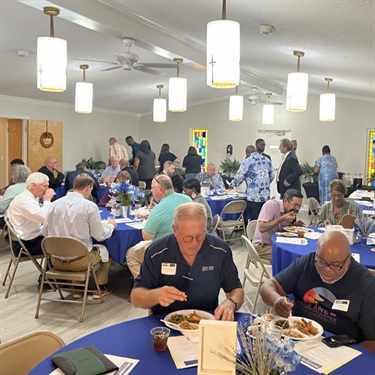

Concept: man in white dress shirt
[[42, 173, 117, 298], [7, 172, 55, 255]]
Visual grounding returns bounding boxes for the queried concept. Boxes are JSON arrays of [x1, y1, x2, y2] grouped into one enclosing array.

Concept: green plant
[[300, 161, 318, 182], [220, 157, 241, 176], [81, 157, 106, 172]]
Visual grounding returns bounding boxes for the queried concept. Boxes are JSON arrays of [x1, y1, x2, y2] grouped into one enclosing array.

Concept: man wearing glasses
[[126, 174, 191, 279], [131, 202, 244, 321], [252, 189, 305, 262], [260, 231, 375, 349]]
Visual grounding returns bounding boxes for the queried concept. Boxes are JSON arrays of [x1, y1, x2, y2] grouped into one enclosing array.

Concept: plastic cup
[[297, 230, 305, 238], [150, 327, 170, 352]]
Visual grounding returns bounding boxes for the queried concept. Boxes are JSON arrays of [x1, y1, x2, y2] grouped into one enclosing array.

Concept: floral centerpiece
[[109, 181, 143, 207], [213, 314, 302, 375]]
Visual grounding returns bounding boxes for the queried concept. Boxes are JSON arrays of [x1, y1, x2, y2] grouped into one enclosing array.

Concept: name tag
[[332, 299, 350, 312], [161, 262, 177, 275]]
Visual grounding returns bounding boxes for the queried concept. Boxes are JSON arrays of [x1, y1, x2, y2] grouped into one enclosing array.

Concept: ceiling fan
[[77, 38, 175, 75], [247, 87, 283, 105]]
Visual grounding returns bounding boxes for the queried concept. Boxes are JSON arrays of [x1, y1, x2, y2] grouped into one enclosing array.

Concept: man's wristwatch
[[228, 297, 237, 310]]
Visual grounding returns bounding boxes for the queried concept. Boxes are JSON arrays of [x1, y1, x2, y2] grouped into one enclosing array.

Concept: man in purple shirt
[[252, 189, 304, 262]]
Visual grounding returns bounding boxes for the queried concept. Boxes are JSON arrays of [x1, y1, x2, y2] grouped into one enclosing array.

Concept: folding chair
[[0, 330, 64, 375], [35, 236, 104, 323], [307, 197, 321, 225], [243, 220, 271, 286], [216, 200, 247, 242], [2, 218, 45, 299], [211, 214, 220, 236], [241, 235, 272, 314]]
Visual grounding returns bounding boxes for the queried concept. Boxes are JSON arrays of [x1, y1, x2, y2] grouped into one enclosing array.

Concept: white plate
[[270, 316, 323, 341], [284, 226, 313, 233], [163, 309, 215, 332]]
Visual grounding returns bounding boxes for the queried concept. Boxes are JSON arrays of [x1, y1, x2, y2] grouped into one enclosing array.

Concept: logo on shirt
[[202, 266, 214, 272], [303, 287, 336, 305]]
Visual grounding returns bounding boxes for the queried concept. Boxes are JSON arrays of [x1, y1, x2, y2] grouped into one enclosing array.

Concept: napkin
[[275, 237, 308, 245]]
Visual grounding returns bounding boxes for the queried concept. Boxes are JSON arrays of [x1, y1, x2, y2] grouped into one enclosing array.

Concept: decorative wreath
[[40, 121, 54, 148]]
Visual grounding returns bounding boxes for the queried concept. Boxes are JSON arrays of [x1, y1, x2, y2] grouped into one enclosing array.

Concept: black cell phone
[[322, 334, 356, 348]]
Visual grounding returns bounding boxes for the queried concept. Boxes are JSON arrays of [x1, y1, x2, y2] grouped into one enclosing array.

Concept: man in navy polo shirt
[[131, 202, 244, 321]]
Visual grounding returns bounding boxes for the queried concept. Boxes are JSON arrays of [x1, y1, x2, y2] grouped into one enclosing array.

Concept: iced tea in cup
[[150, 327, 170, 351], [297, 230, 305, 238]]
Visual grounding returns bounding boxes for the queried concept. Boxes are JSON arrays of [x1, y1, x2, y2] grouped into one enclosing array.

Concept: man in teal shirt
[[126, 174, 191, 278]]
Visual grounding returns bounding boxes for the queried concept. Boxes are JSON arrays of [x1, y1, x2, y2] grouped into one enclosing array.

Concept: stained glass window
[[192, 129, 208, 172], [367, 130, 375, 186]]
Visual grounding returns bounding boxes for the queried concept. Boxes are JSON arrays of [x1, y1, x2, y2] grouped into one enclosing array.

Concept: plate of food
[[281, 232, 297, 237], [270, 316, 323, 341], [283, 226, 313, 233], [163, 309, 215, 332]]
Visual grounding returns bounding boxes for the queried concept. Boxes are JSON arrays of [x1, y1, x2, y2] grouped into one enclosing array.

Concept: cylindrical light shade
[[229, 95, 243, 121], [37, 37, 67, 92], [262, 104, 275, 125], [75, 82, 93, 114], [207, 20, 240, 88], [153, 98, 167, 122], [320, 93, 336, 122], [286, 72, 308, 112], [168, 77, 187, 112]]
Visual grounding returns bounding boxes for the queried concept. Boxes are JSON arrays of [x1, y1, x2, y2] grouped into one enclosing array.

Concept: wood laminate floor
[[0, 207, 309, 345]]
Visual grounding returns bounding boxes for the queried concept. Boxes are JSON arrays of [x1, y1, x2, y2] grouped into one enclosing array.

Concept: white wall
[[0, 96, 139, 172], [1, 93, 374, 181], [138, 93, 375, 180]]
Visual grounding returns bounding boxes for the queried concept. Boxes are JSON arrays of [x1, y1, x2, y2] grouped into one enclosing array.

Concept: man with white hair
[[7, 172, 55, 255], [195, 162, 225, 191], [101, 156, 121, 183]]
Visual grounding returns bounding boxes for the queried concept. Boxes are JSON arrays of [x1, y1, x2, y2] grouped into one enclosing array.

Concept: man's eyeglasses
[[314, 253, 349, 271], [153, 176, 164, 188], [176, 228, 206, 243]]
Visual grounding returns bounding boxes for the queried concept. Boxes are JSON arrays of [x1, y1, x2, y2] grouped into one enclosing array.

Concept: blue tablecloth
[[99, 210, 143, 264], [55, 184, 108, 201], [205, 195, 248, 220], [272, 229, 375, 276], [28, 312, 374, 375]]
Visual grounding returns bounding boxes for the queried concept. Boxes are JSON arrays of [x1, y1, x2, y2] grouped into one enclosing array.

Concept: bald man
[[260, 231, 375, 349], [37, 157, 64, 191]]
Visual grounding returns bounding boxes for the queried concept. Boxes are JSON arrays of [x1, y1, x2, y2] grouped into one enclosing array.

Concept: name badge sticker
[[332, 299, 350, 312], [161, 262, 177, 275]]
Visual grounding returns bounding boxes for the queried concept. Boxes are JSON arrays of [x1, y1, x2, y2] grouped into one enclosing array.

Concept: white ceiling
[[1, 0, 374, 116]]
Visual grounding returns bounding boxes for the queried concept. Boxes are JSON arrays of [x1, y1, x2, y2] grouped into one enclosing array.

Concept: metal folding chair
[[2, 218, 45, 299], [35, 236, 104, 323]]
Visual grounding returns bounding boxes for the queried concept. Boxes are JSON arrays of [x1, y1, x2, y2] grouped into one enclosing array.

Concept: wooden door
[[27, 120, 63, 172], [8, 119, 23, 180]]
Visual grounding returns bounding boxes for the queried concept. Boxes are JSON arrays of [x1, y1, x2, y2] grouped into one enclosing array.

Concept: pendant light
[[37, 7, 67, 92], [168, 58, 187, 112], [153, 85, 166, 123], [320, 78, 335, 122], [75, 65, 93, 114], [206, 0, 240, 88], [262, 93, 275, 125], [286, 51, 308, 112], [229, 86, 243, 121]]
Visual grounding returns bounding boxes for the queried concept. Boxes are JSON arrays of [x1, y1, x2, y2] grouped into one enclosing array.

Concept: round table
[[205, 194, 248, 220], [271, 229, 375, 276], [29, 313, 374, 375], [99, 210, 143, 264]]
